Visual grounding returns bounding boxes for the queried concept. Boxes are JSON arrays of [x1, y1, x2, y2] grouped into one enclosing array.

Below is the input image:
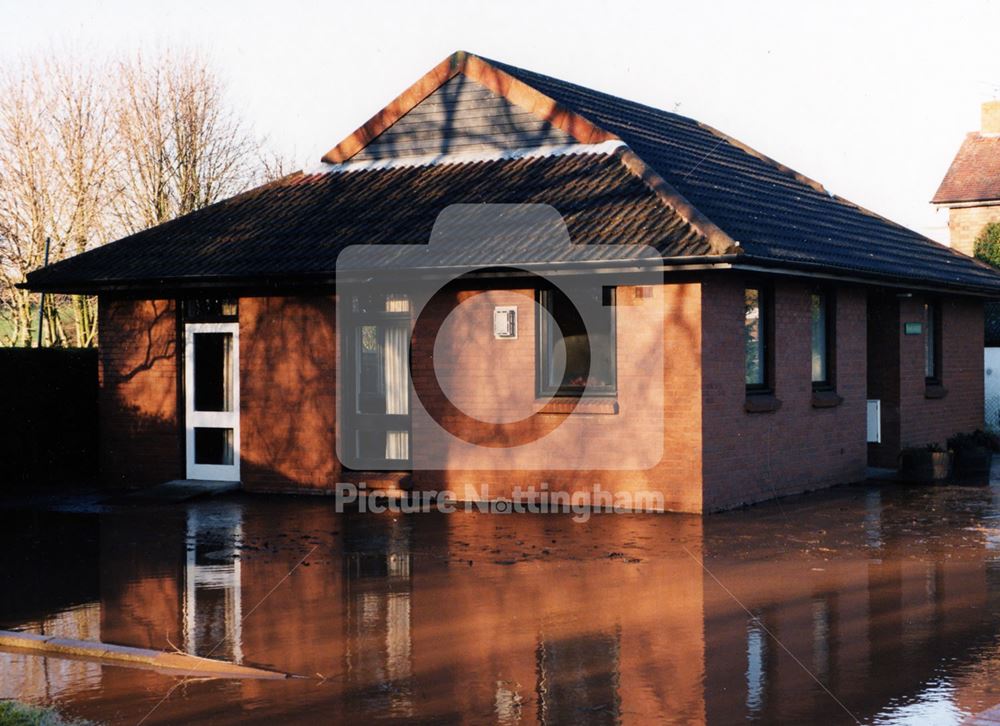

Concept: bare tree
[[49, 58, 115, 347], [0, 49, 290, 347], [0, 61, 58, 346], [113, 51, 259, 232], [0, 56, 115, 347]]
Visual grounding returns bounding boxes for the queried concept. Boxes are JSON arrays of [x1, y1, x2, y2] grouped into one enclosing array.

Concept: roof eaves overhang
[[19, 255, 741, 295], [22, 254, 1000, 299], [931, 198, 1000, 209], [727, 258, 1000, 299]]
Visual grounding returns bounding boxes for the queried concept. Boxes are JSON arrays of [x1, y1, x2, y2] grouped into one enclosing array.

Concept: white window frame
[[185, 322, 240, 481]]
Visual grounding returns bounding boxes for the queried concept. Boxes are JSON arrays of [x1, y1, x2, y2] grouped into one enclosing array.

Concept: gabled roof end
[[320, 51, 617, 164]]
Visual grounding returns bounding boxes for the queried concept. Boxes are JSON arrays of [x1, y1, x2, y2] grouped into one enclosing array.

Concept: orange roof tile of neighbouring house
[[933, 132, 1000, 205]]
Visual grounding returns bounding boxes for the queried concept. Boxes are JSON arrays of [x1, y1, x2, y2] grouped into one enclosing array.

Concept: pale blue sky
[[3, 0, 999, 241]]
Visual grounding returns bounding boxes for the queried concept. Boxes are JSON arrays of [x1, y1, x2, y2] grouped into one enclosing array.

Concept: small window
[[924, 300, 942, 382], [351, 291, 410, 315], [810, 291, 835, 389], [183, 298, 238, 322], [538, 286, 616, 397], [745, 286, 772, 391]]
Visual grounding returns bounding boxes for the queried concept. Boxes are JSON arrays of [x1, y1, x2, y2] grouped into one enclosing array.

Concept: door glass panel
[[357, 431, 385, 460], [357, 430, 410, 461], [357, 325, 385, 414], [349, 308, 411, 466], [386, 430, 409, 460], [356, 324, 409, 416], [194, 333, 232, 412], [194, 427, 234, 465], [384, 327, 409, 416]]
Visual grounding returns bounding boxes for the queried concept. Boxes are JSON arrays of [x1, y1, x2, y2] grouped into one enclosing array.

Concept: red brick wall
[[897, 295, 983, 449], [700, 278, 868, 511], [97, 283, 984, 511], [410, 282, 704, 513], [239, 295, 341, 492], [97, 297, 181, 487]]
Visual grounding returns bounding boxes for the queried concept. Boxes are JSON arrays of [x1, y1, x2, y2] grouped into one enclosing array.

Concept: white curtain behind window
[[384, 326, 410, 460]]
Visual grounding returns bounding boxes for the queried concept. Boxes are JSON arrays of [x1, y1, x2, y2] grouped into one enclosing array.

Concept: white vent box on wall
[[494, 306, 517, 339]]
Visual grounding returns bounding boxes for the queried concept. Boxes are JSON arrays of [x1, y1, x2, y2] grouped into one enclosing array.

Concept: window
[[538, 285, 616, 396], [183, 298, 238, 322], [924, 300, 941, 382], [745, 286, 772, 391], [810, 291, 835, 389]]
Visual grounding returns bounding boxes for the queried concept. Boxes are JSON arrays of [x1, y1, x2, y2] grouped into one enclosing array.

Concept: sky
[[2, 0, 1000, 242]]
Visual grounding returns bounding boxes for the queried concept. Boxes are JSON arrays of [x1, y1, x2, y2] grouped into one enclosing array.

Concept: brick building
[[933, 100, 1000, 255], [25, 52, 1000, 512]]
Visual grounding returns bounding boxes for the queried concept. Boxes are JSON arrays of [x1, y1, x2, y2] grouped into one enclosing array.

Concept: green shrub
[[974, 222, 1000, 267], [0, 701, 96, 726]]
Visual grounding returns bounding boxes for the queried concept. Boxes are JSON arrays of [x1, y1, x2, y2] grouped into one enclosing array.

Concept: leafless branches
[[0, 50, 289, 346]]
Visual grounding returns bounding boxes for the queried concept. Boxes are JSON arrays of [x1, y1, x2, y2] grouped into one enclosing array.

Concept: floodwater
[[2, 483, 1000, 725]]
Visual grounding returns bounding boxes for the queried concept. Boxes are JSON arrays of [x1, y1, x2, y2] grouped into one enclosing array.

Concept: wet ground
[[2, 481, 1000, 724]]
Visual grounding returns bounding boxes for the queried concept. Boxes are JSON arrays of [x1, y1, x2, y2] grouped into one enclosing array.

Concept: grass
[[0, 701, 96, 726]]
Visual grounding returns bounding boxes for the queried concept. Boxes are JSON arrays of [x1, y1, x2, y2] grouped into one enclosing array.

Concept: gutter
[[727, 260, 1000, 298], [20, 254, 744, 295], [931, 199, 1000, 209], [21, 252, 1000, 298]]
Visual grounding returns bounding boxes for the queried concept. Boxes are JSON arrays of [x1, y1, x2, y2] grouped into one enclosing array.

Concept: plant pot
[[952, 445, 993, 481], [898, 450, 952, 484]]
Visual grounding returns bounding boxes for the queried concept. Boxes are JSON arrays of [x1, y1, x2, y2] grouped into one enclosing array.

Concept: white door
[[185, 322, 240, 481]]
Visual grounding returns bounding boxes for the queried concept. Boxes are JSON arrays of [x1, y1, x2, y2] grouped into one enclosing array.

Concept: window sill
[[744, 393, 782, 414], [537, 398, 620, 415], [924, 382, 948, 400], [811, 390, 844, 408]]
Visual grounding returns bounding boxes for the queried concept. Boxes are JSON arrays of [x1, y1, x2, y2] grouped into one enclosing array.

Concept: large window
[[810, 290, 835, 389], [925, 300, 941, 382], [745, 286, 772, 391], [538, 286, 616, 396]]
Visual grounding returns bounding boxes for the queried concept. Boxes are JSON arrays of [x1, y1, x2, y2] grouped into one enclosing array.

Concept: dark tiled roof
[[932, 133, 1000, 204], [486, 58, 1000, 294], [26, 151, 708, 291], [25, 53, 1000, 295]]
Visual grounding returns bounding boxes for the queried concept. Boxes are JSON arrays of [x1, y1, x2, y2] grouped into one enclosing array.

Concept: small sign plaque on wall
[[904, 322, 922, 335]]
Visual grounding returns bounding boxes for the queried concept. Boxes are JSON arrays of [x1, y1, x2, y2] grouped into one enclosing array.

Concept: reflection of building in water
[[535, 629, 621, 724], [989, 488, 1000, 551], [745, 617, 767, 715], [344, 517, 414, 716], [183, 503, 243, 663], [864, 488, 883, 551], [494, 678, 524, 725], [0, 604, 102, 701], [11, 495, 1000, 723]]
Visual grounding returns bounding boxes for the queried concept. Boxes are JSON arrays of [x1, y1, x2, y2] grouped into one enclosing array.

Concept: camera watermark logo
[[335, 203, 664, 471]]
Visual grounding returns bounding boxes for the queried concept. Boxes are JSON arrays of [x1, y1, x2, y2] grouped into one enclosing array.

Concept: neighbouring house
[[933, 100, 1000, 432], [24, 52, 1000, 513], [933, 100, 1000, 256]]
